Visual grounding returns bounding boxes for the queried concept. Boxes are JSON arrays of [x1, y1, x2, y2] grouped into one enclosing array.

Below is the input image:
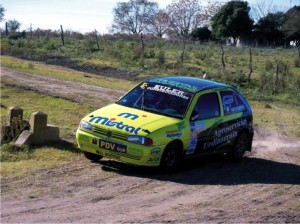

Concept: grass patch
[[0, 141, 81, 179], [250, 100, 300, 137]]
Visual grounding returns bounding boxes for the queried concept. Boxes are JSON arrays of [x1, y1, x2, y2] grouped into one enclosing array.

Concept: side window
[[193, 92, 220, 120], [221, 91, 246, 115]]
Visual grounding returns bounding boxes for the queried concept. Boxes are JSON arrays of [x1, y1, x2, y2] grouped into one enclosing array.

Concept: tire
[[160, 143, 181, 172], [83, 151, 103, 162], [232, 131, 249, 161]]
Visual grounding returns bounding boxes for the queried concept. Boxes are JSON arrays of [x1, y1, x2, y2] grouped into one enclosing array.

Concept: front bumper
[[76, 129, 163, 167]]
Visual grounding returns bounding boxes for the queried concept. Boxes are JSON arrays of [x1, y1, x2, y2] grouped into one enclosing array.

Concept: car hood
[[83, 103, 182, 136]]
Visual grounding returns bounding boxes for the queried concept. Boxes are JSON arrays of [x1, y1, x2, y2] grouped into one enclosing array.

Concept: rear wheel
[[160, 143, 181, 172], [83, 151, 103, 162], [232, 131, 248, 161]]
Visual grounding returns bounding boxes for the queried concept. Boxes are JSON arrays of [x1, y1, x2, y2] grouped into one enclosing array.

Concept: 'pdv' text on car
[[76, 76, 254, 171]]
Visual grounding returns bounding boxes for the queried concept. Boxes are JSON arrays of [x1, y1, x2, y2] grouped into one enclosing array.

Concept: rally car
[[76, 76, 254, 171]]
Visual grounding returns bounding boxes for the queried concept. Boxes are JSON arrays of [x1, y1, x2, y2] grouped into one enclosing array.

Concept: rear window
[[220, 91, 246, 115]]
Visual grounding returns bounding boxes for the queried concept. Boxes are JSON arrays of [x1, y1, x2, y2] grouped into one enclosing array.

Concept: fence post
[[60, 25, 65, 46]]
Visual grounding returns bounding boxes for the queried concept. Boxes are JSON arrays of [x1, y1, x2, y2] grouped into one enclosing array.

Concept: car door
[[186, 91, 223, 155]]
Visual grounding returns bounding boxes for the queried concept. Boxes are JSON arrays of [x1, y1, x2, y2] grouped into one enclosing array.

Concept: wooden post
[[298, 46, 300, 68], [140, 33, 145, 58], [60, 25, 65, 46], [221, 44, 225, 69], [5, 22, 8, 36], [180, 37, 186, 64], [248, 47, 253, 81]]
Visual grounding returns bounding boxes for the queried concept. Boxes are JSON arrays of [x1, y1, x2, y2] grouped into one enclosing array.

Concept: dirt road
[[1, 67, 300, 223]]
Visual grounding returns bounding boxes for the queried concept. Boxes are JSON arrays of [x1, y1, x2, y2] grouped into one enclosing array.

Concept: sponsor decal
[[140, 83, 148, 89], [96, 150, 121, 160], [147, 157, 160, 164], [177, 121, 186, 130], [89, 113, 141, 135], [166, 130, 183, 139], [117, 112, 139, 120], [214, 119, 247, 137], [99, 139, 127, 153], [187, 121, 207, 154], [147, 85, 189, 99], [104, 152, 121, 160], [203, 119, 247, 150], [92, 139, 97, 145], [223, 95, 245, 114], [150, 147, 161, 155], [151, 78, 199, 92], [128, 147, 143, 156]]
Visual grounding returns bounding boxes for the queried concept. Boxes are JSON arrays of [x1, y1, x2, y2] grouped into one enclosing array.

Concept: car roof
[[148, 76, 232, 93]]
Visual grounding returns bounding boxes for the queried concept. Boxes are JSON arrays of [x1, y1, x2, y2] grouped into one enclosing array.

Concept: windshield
[[117, 82, 194, 118]]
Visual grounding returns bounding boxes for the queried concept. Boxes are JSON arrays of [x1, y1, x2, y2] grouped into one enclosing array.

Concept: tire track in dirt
[[0, 67, 126, 105]]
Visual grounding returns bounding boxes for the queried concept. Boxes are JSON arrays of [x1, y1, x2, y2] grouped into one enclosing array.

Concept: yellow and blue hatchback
[[76, 76, 254, 171]]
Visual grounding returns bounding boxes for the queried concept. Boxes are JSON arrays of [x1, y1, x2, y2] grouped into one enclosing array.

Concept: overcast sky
[[1, 0, 299, 34]]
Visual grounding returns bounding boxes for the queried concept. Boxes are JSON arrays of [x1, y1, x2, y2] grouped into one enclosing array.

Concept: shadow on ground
[[98, 155, 300, 186]]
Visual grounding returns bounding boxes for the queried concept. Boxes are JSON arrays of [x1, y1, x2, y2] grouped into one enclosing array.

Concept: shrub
[[265, 60, 274, 71]]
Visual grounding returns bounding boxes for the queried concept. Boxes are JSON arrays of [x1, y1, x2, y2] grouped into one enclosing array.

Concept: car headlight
[[79, 120, 93, 131], [128, 136, 153, 146]]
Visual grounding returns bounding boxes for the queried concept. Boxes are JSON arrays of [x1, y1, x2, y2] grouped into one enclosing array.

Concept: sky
[[1, 0, 299, 34]]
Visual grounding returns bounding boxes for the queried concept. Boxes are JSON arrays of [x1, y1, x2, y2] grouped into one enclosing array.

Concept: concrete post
[[8, 106, 23, 126], [30, 111, 47, 133]]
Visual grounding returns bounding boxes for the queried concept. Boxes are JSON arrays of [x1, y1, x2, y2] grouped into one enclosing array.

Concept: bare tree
[[166, 0, 204, 38], [250, 0, 287, 21], [148, 9, 169, 37], [112, 0, 158, 35], [166, 0, 222, 38]]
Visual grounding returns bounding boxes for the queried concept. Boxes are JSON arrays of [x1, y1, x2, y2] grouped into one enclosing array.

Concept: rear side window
[[221, 91, 246, 115], [194, 92, 220, 120]]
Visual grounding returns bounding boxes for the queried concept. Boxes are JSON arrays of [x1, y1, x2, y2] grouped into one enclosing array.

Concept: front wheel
[[160, 143, 181, 172], [83, 151, 103, 162], [232, 132, 249, 161]]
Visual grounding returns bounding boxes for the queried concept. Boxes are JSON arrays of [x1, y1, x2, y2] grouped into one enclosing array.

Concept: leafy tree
[[191, 26, 212, 42], [0, 4, 5, 22], [112, 0, 158, 35], [283, 6, 300, 46], [211, 1, 253, 45], [7, 19, 21, 32], [148, 9, 169, 38], [253, 12, 286, 46]]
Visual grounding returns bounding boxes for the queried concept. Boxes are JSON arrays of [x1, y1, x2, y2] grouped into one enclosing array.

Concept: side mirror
[[190, 112, 200, 121]]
